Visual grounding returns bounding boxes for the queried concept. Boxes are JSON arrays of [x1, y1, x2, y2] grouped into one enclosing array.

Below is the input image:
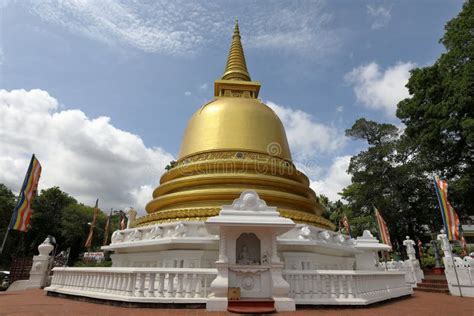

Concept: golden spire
[[221, 20, 251, 81]]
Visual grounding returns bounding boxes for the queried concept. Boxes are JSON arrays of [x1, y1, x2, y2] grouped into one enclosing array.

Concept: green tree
[[0, 184, 16, 269], [0, 184, 16, 237], [397, 0, 474, 217], [341, 119, 439, 250], [19, 187, 77, 256], [319, 194, 371, 238], [61, 203, 107, 263]]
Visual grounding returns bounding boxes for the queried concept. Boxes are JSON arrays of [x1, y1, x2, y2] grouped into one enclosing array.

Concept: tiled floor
[[0, 289, 472, 316]]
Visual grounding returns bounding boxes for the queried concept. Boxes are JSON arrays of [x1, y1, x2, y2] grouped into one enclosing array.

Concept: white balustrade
[[283, 270, 411, 305], [46, 267, 217, 303]]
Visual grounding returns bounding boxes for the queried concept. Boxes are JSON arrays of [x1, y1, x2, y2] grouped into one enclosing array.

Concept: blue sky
[[0, 0, 465, 213]]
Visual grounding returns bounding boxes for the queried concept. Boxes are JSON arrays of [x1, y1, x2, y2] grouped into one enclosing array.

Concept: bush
[[73, 260, 112, 267], [420, 256, 437, 269]]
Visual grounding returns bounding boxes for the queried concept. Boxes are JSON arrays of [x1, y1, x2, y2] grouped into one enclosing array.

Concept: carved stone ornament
[[148, 225, 163, 239], [173, 223, 187, 237], [318, 230, 331, 241], [111, 230, 124, 244], [298, 225, 312, 240], [228, 190, 270, 212], [130, 229, 143, 241]]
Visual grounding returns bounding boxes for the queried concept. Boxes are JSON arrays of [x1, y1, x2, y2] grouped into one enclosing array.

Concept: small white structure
[[8, 237, 54, 291], [353, 230, 389, 270], [205, 190, 295, 311], [438, 231, 474, 297]]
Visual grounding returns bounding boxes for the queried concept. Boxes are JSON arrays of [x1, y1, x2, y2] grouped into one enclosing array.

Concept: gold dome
[[179, 97, 292, 161], [137, 21, 335, 230]]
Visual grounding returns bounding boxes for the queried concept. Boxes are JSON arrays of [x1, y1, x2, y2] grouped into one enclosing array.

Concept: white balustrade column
[[176, 273, 184, 298], [137, 273, 145, 297], [194, 274, 202, 298], [330, 276, 336, 298], [347, 275, 354, 298], [166, 273, 175, 297], [339, 275, 345, 298], [157, 273, 165, 297], [126, 273, 136, 297], [147, 273, 156, 297], [185, 273, 194, 298]]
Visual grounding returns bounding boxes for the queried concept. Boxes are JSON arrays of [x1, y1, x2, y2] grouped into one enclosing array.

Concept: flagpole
[[433, 176, 463, 297], [0, 229, 10, 255], [448, 240, 463, 297]]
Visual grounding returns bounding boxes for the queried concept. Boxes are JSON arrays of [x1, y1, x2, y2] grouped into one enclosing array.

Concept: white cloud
[[311, 155, 351, 202], [184, 91, 192, 96], [266, 101, 346, 159], [244, 2, 341, 59], [199, 83, 209, 90], [18, 0, 341, 58], [0, 89, 173, 214], [336, 106, 343, 113], [345, 61, 416, 117], [27, 1, 213, 56], [367, 4, 392, 29]]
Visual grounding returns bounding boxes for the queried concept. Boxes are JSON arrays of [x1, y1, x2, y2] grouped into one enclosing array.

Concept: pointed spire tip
[[221, 20, 250, 81]]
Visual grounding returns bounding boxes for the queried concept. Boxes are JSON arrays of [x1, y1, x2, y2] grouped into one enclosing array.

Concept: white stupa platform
[[46, 191, 414, 310]]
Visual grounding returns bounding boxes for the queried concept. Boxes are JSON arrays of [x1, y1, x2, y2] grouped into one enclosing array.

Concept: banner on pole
[[9, 154, 42, 232]]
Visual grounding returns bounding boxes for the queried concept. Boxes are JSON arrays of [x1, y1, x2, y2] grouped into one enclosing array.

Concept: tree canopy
[[0, 186, 111, 269], [335, 1, 473, 251]]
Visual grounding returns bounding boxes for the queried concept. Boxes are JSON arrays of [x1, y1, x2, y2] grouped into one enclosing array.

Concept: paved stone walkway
[[0, 289, 472, 315]]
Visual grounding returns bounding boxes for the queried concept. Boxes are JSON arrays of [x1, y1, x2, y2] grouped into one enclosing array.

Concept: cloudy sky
[[0, 0, 464, 213]]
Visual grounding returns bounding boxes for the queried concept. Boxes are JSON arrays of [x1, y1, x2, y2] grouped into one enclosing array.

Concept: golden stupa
[[136, 21, 334, 230]]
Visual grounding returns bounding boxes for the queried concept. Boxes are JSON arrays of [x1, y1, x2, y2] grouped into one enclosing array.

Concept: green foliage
[[0, 185, 113, 269], [24, 187, 77, 255], [319, 194, 374, 238], [73, 260, 112, 267], [340, 3, 474, 247], [396, 0, 474, 217], [341, 119, 439, 245], [0, 184, 16, 268], [61, 203, 107, 263], [420, 255, 437, 269]]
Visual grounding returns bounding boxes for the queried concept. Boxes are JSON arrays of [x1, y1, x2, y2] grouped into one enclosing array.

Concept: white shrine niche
[[205, 190, 296, 312], [236, 233, 261, 265]]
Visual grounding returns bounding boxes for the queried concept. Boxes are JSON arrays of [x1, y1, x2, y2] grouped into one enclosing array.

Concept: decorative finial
[[234, 19, 240, 36], [221, 19, 250, 81]]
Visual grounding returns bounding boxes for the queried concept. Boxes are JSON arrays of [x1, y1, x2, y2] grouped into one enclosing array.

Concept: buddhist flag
[[9, 154, 42, 232], [374, 206, 392, 249], [84, 199, 99, 249], [433, 176, 460, 240]]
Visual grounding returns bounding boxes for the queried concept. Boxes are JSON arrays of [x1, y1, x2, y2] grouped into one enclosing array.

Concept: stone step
[[416, 283, 449, 289], [414, 287, 449, 294], [228, 299, 276, 314], [422, 278, 447, 284]]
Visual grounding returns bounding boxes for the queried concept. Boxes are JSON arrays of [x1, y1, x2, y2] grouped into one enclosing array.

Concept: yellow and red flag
[[9, 154, 42, 231], [433, 176, 460, 240], [374, 206, 392, 249]]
